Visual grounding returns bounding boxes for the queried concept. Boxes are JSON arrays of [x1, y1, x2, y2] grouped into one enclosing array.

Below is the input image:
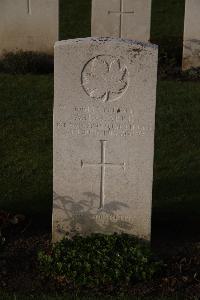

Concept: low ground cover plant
[[38, 233, 163, 290]]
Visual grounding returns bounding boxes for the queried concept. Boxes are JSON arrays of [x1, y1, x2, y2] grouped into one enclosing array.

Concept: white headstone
[[53, 37, 158, 242], [0, 0, 58, 56], [91, 0, 152, 41], [182, 0, 200, 70]]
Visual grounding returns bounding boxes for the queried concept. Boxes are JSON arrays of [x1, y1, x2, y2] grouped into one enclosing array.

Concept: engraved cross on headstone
[[81, 140, 125, 209], [27, 0, 32, 15], [108, 0, 134, 38]]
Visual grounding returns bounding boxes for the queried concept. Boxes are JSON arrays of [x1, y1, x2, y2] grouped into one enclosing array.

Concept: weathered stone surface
[[91, 0, 152, 41], [182, 0, 200, 70], [53, 37, 158, 242], [0, 0, 58, 56]]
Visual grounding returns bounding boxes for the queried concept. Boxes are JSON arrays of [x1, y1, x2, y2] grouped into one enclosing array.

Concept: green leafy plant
[[38, 233, 163, 289]]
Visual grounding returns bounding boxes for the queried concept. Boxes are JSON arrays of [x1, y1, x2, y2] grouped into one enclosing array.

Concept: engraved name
[[72, 212, 135, 224], [56, 106, 152, 137]]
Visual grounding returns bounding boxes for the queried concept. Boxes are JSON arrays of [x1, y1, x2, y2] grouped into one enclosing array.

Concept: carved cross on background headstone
[[81, 140, 125, 209], [108, 0, 134, 38], [27, 0, 32, 15]]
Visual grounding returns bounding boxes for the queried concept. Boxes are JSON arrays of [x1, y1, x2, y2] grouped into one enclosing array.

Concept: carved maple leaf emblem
[[82, 55, 128, 102]]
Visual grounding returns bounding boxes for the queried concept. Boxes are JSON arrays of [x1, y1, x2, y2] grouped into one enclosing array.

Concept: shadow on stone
[[53, 191, 133, 236]]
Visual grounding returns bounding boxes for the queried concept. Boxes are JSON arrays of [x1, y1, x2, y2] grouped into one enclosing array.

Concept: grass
[[153, 81, 200, 216], [151, 0, 185, 49], [0, 74, 53, 220], [59, 0, 91, 40]]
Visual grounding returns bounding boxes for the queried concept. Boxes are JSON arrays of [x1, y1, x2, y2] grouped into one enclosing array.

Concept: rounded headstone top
[[55, 37, 158, 51]]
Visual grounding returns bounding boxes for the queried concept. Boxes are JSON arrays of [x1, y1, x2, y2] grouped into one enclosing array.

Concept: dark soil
[[0, 213, 200, 299]]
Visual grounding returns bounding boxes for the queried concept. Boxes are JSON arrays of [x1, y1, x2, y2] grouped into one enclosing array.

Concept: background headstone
[[182, 0, 200, 70], [53, 37, 158, 242], [0, 0, 59, 56], [91, 0, 152, 41]]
